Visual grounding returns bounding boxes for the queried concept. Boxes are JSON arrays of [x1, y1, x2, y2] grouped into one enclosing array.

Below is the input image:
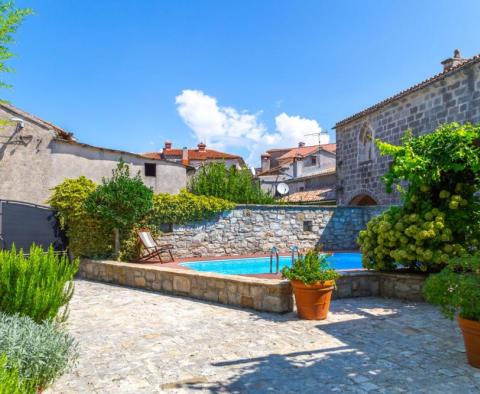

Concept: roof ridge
[[335, 53, 480, 128], [0, 101, 73, 140]]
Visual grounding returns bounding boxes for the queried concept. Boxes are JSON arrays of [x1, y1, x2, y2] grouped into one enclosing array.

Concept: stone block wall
[[159, 205, 386, 258], [336, 61, 480, 206], [79, 259, 293, 313], [78, 260, 428, 314], [335, 271, 427, 302]]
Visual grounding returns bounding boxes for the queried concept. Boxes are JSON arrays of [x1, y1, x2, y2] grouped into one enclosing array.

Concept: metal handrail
[[291, 245, 299, 264], [270, 246, 279, 273]]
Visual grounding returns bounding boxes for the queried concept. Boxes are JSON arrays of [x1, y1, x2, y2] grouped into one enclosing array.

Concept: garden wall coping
[[78, 259, 428, 313]]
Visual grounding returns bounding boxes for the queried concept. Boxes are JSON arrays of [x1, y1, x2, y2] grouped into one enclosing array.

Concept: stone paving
[[48, 280, 480, 394]]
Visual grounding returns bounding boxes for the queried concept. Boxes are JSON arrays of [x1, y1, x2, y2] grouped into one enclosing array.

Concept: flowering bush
[[48, 176, 112, 258], [50, 164, 236, 260], [359, 123, 480, 272], [152, 189, 235, 225]]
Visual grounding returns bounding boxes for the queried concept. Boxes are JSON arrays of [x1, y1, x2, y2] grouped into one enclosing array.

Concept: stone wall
[[160, 205, 386, 258], [78, 260, 428, 315], [336, 59, 480, 206], [335, 271, 427, 302], [79, 259, 293, 313]]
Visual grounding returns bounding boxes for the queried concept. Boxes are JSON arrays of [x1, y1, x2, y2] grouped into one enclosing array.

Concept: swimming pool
[[180, 252, 363, 275]]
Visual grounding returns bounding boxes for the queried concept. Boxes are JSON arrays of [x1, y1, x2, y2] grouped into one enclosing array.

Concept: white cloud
[[175, 89, 329, 166], [175, 90, 267, 150], [274, 113, 330, 146]]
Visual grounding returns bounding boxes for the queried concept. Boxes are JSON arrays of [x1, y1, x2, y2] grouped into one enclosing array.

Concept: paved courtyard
[[48, 280, 480, 394]]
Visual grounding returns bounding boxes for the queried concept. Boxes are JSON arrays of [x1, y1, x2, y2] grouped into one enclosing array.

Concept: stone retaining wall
[[335, 271, 427, 302], [79, 259, 293, 313], [159, 205, 386, 258], [79, 260, 428, 314]]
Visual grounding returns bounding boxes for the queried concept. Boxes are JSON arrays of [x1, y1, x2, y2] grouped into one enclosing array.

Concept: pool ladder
[[291, 245, 299, 263], [269, 246, 279, 273]]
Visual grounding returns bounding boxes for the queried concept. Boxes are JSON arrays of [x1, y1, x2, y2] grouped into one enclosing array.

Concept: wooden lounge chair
[[137, 229, 174, 263]]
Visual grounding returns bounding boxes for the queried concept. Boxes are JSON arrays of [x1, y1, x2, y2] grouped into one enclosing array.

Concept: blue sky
[[6, 0, 480, 166]]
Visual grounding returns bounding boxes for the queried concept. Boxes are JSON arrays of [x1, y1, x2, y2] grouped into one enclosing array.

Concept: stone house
[[335, 50, 480, 206], [143, 141, 246, 170], [257, 142, 336, 204], [0, 103, 188, 206]]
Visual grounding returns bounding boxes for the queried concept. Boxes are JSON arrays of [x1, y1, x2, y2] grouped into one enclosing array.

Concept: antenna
[[304, 128, 329, 144]]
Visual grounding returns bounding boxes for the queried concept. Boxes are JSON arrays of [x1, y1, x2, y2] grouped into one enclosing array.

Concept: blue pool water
[[180, 253, 363, 275]]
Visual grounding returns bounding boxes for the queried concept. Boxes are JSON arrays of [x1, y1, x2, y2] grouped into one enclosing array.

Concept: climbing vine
[[358, 123, 480, 272]]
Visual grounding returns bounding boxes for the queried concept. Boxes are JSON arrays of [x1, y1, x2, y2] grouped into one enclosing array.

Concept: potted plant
[[282, 250, 340, 320], [423, 255, 480, 368]]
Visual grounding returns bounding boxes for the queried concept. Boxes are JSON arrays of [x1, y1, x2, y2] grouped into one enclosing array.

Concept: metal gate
[[0, 200, 66, 251]]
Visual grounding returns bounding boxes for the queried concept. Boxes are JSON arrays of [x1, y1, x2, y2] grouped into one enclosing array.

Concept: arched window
[[357, 123, 375, 164]]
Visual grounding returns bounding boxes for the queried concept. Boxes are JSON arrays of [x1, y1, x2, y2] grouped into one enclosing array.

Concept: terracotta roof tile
[[255, 165, 285, 176], [281, 188, 336, 203], [143, 148, 245, 164], [335, 53, 480, 128], [276, 143, 336, 162]]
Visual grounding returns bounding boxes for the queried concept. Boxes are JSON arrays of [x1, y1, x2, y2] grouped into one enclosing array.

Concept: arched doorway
[[349, 194, 378, 206]]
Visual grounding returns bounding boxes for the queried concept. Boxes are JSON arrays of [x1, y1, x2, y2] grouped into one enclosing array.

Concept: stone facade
[[336, 55, 480, 206], [0, 103, 187, 205], [79, 259, 293, 313], [159, 205, 386, 258]]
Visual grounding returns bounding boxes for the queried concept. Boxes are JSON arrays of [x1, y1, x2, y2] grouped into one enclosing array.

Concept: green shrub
[[359, 123, 480, 272], [152, 189, 235, 225], [49, 164, 236, 261], [85, 160, 153, 256], [48, 176, 112, 258], [423, 255, 480, 321], [0, 245, 78, 323], [282, 250, 340, 285], [0, 354, 35, 394], [190, 161, 275, 204], [0, 313, 78, 391]]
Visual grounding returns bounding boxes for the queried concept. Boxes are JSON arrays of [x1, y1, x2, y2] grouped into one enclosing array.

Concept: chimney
[[164, 140, 172, 150], [298, 141, 306, 147], [182, 146, 189, 166], [441, 49, 466, 72], [261, 153, 271, 172], [197, 142, 206, 152], [293, 154, 303, 178]]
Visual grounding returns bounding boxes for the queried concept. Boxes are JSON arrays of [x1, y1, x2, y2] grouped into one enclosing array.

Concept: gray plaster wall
[[0, 106, 187, 205], [336, 61, 480, 206], [159, 205, 386, 258]]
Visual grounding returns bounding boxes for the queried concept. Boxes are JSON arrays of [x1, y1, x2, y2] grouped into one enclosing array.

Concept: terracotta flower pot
[[458, 316, 480, 369], [291, 280, 335, 320]]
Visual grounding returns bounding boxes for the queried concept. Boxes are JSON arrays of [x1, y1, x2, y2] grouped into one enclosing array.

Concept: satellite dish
[[277, 183, 289, 195]]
